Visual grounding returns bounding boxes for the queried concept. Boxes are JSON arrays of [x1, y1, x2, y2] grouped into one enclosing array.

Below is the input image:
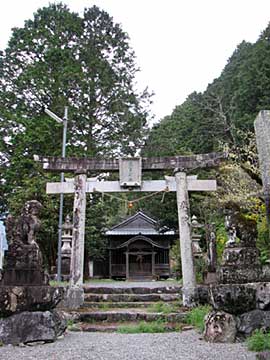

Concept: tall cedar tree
[[0, 3, 152, 266]]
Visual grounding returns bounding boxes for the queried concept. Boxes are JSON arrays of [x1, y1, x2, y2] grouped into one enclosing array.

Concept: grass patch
[[184, 305, 211, 333], [148, 301, 181, 314], [247, 329, 270, 352], [66, 319, 81, 331], [118, 320, 167, 334], [49, 280, 69, 287], [97, 303, 110, 311]]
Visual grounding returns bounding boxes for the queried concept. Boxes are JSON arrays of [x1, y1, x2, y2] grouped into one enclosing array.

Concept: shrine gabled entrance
[[106, 211, 175, 280]]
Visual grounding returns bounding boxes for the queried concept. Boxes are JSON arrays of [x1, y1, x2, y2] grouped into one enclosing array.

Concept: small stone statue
[[224, 202, 257, 248], [206, 223, 217, 273], [225, 215, 237, 246], [2, 200, 48, 285], [6, 200, 42, 247]]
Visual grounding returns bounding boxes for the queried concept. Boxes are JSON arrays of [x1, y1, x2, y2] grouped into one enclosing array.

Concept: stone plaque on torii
[[35, 152, 224, 307]]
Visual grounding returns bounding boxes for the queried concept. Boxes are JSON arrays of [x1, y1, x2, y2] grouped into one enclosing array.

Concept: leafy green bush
[[185, 305, 211, 333], [247, 329, 270, 351]]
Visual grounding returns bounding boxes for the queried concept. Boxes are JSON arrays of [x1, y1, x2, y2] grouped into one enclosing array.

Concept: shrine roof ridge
[[105, 211, 175, 236]]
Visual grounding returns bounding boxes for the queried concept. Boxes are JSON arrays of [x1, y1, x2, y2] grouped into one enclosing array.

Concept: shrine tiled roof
[[105, 211, 175, 236]]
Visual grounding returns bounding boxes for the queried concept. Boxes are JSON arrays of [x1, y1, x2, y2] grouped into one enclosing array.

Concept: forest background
[[0, 3, 269, 275]]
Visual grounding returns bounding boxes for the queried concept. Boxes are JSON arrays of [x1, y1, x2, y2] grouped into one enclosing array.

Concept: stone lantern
[[61, 214, 73, 278], [191, 215, 203, 257]]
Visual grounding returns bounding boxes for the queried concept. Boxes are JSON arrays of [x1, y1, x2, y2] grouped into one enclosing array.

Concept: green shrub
[[185, 305, 211, 333], [247, 329, 270, 352]]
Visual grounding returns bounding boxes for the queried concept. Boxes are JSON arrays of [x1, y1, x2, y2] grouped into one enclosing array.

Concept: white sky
[[1, 0, 270, 123]]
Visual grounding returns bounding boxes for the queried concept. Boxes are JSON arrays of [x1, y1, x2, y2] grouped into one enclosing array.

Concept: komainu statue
[[6, 200, 43, 247], [1, 200, 48, 285]]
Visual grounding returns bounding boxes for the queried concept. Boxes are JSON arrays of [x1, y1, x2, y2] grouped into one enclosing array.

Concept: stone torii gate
[[35, 152, 224, 307]]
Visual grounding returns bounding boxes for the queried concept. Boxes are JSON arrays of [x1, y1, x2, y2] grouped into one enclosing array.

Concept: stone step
[[70, 321, 190, 333], [84, 293, 181, 302], [83, 286, 181, 295], [82, 301, 181, 309], [77, 309, 187, 323]]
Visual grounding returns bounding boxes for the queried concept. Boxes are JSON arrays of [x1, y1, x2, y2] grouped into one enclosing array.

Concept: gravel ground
[[0, 330, 256, 360]]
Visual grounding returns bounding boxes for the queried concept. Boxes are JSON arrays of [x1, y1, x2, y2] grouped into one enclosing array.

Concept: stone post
[[125, 252, 129, 280], [254, 110, 270, 224], [175, 170, 196, 307], [70, 171, 87, 287]]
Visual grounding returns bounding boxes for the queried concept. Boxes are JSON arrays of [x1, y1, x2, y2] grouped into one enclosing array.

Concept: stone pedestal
[[0, 310, 66, 345], [218, 244, 262, 284], [1, 242, 49, 286]]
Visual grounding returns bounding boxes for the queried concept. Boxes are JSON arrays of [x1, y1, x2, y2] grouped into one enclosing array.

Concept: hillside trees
[[142, 24, 270, 259], [0, 3, 152, 266]]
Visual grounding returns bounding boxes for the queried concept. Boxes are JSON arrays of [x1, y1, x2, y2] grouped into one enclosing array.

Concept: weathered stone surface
[[237, 310, 270, 337], [37, 153, 225, 172], [70, 173, 87, 287], [83, 292, 181, 303], [218, 203, 262, 285], [196, 285, 210, 305], [175, 171, 196, 307], [256, 351, 270, 360], [0, 310, 67, 345], [204, 311, 237, 343], [209, 284, 256, 315], [59, 286, 84, 310], [262, 265, 270, 282], [0, 286, 65, 317], [218, 264, 262, 284], [78, 310, 186, 323], [254, 110, 270, 221], [218, 245, 262, 285], [254, 283, 270, 310], [221, 246, 260, 267], [83, 286, 182, 295]]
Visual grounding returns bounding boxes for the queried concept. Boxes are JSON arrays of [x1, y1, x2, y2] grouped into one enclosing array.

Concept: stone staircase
[[67, 282, 190, 332]]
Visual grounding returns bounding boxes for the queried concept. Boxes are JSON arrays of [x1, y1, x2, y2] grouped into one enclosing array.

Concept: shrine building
[[105, 211, 176, 280]]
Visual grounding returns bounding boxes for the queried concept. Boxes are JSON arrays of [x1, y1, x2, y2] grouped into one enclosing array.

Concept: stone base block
[[59, 286, 84, 310], [221, 247, 260, 267], [209, 284, 256, 314], [0, 285, 65, 317], [218, 266, 262, 284], [0, 310, 67, 345], [209, 282, 270, 315], [237, 309, 270, 337]]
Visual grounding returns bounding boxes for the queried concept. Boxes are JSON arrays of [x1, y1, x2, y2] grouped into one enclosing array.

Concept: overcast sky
[[1, 0, 270, 123]]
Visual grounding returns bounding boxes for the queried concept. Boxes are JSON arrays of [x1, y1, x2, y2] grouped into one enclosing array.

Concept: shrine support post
[[175, 170, 196, 307], [70, 171, 87, 287]]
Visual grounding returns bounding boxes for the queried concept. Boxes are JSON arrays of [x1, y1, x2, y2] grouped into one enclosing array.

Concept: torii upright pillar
[[70, 171, 87, 286], [175, 170, 196, 307]]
